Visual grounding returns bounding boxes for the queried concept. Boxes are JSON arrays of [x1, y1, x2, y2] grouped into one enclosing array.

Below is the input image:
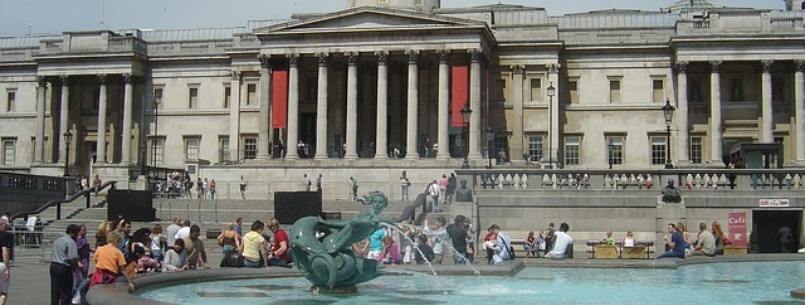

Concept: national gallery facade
[[2, 0, 805, 183]]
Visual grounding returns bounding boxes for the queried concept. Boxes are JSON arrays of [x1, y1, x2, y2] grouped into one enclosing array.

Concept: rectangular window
[[188, 87, 198, 109], [243, 136, 257, 160], [154, 87, 164, 109], [607, 135, 624, 165], [564, 136, 580, 165], [246, 84, 256, 106], [6, 90, 16, 112], [690, 136, 702, 164], [652, 79, 664, 104], [2, 139, 15, 165], [529, 78, 542, 101], [184, 137, 200, 160], [528, 135, 544, 163], [224, 86, 231, 109], [650, 136, 667, 165], [219, 136, 230, 163], [568, 79, 579, 104], [609, 80, 621, 103], [150, 137, 165, 166]]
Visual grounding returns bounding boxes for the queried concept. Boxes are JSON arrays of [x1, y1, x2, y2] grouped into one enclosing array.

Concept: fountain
[[287, 191, 394, 294]]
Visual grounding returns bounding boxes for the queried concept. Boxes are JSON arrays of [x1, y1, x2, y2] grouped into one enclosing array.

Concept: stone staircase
[[39, 196, 453, 251]]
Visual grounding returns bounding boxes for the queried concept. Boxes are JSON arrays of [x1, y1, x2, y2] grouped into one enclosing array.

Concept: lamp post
[[460, 104, 472, 169], [608, 143, 614, 170], [662, 98, 675, 169], [485, 126, 495, 168], [63, 131, 72, 177], [546, 82, 556, 169]]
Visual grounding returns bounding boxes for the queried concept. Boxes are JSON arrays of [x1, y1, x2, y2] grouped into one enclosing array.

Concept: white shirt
[[175, 226, 190, 241], [549, 231, 573, 255], [428, 183, 439, 196]]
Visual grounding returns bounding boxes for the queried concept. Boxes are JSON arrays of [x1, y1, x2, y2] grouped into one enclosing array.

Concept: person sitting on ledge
[[693, 222, 717, 257], [658, 223, 686, 259], [545, 222, 573, 259], [661, 179, 682, 203]]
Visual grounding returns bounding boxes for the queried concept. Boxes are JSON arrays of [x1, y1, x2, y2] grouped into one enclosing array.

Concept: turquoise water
[[137, 262, 805, 305]]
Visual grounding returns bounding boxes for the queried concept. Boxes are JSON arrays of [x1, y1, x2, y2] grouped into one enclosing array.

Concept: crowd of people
[[153, 172, 218, 200], [520, 222, 574, 260]]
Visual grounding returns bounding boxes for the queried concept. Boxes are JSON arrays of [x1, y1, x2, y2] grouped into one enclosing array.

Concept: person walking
[[0, 218, 12, 305], [239, 176, 248, 199], [316, 174, 323, 193], [209, 179, 217, 199], [400, 171, 411, 201], [51, 224, 79, 305]]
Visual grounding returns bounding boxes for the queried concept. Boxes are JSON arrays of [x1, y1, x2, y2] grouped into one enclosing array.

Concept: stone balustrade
[[459, 169, 805, 191]]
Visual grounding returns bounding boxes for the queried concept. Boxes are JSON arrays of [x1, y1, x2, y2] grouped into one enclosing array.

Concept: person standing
[[0, 218, 12, 305], [209, 179, 217, 199], [166, 217, 180, 247], [51, 224, 79, 305], [438, 175, 449, 206], [446, 215, 471, 265], [303, 174, 311, 191], [350, 177, 359, 201], [446, 173, 457, 204], [427, 180, 439, 213], [92, 175, 102, 197], [316, 174, 323, 193], [400, 171, 411, 201], [778, 226, 794, 253], [239, 176, 248, 199]]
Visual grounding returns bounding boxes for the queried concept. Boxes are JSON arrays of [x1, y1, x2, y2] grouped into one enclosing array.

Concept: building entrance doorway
[[752, 210, 801, 253]]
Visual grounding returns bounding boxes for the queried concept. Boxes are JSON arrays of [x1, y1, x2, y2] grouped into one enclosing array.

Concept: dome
[[347, 0, 440, 12]]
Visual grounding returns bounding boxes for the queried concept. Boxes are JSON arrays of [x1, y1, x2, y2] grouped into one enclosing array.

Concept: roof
[[664, 0, 724, 14]]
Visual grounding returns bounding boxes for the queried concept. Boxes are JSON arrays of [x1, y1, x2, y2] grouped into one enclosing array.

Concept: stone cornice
[[671, 36, 805, 48]]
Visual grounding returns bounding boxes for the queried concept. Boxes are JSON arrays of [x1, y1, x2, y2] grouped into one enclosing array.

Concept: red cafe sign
[[758, 199, 790, 207], [728, 212, 747, 248]]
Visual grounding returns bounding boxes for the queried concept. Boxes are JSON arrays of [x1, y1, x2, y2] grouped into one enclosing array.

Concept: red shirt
[[272, 229, 291, 262]]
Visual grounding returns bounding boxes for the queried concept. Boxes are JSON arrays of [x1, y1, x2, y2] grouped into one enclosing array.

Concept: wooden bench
[[592, 245, 619, 259], [621, 246, 647, 259], [724, 246, 747, 255]]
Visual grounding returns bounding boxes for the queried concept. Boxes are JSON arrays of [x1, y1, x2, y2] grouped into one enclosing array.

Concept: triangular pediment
[[255, 6, 484, 34]]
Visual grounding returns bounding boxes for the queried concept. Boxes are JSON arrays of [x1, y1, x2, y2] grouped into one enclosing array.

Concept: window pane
[[189, 88, 198, 109], [564, 136, 580, 165], [529, 78, 542, 101], [220, 138, 230, 163], [224, 87, 231, 108], [3, 140, 15, 165], [609, 80, 621, 103], [568, 80, 578, 104], [652, 80, 664, 104], [185, 138, 199, 160], [690, 137, 702, 164], [651, 136, 666, 165], [528, 136, 543, 163], [244, 137, 257, 160], [607, 136, 623, 165], [247, 84, 256, 106], [151, 138, 164, 166], [6, 91, 15, 112]]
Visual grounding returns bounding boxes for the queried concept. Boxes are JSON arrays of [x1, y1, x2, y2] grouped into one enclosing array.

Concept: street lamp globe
[[662, 98, 675, 127], [662, 99, 675, 169]]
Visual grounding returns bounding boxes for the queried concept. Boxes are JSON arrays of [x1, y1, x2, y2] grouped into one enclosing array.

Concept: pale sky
[[0, 0, 783, 37]]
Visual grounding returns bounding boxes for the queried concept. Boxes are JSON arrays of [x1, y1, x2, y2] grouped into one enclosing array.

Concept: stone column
[[345, 52, 359, 160], [709, 61, 722, 164], [511, 65, 525, 160], [257, 55, 272, 160], [58, 75, 70, 164], [315, 53, 330, 159], [676, 62, 690, 164], [405, 50, 420, 160], [468, 49, 482, 160], [121, 73, 134, 164], [548, 63, 560, 164], [375, 51, 389, 160], [96, 74, 108, 164], [760, 60, 774, 143], [34, 77, 47, 164], [795, 61, 805, 163], [228, 71, 241, 162], [286, 54, 300, 160], [436, 50, 451, 160]]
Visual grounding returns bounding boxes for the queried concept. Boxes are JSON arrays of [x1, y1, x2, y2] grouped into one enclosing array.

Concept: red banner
[[271, 68, 288, 128], [451, 65, 469, 127], [728, 212, 747, 248]]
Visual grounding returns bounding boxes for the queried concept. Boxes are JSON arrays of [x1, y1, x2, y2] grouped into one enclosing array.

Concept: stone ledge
[[792, 287, 805, 299]]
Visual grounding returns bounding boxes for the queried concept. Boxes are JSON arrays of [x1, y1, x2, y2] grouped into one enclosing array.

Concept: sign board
[[728, 212, 747, 248], [758, 199, 790, 207]]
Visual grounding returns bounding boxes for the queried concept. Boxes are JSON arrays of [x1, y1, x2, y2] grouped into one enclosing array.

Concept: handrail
[[10, 181, 117, 221]]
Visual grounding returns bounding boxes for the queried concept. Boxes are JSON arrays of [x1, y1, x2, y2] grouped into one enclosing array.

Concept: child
[[624, 231, 636, 247], [483, 228, 498, 264], [378, 236, 401, 265], [602, 232, 615, 245], [415, 234, 435, 264]]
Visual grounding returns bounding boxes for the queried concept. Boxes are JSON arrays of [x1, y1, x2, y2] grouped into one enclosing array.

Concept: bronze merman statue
[[288, 191, 394, 293]]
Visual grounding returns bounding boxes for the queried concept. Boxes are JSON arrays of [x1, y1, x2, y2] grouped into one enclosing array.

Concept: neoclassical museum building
[[2, 0, 805, 190]]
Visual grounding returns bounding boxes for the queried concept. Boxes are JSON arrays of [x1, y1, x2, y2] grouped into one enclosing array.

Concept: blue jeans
[[243, 259, 262, 268], [428, 195, 438, 212], [453, 252, 470, 265], [657, 250, 685, 259], [401, 185, 410, 201]]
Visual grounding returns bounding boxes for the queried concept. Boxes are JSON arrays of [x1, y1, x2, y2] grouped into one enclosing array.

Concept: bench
[[592, 245, 619, 259], [724, 246, 747, 255], [587, 240, 655, 259]]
